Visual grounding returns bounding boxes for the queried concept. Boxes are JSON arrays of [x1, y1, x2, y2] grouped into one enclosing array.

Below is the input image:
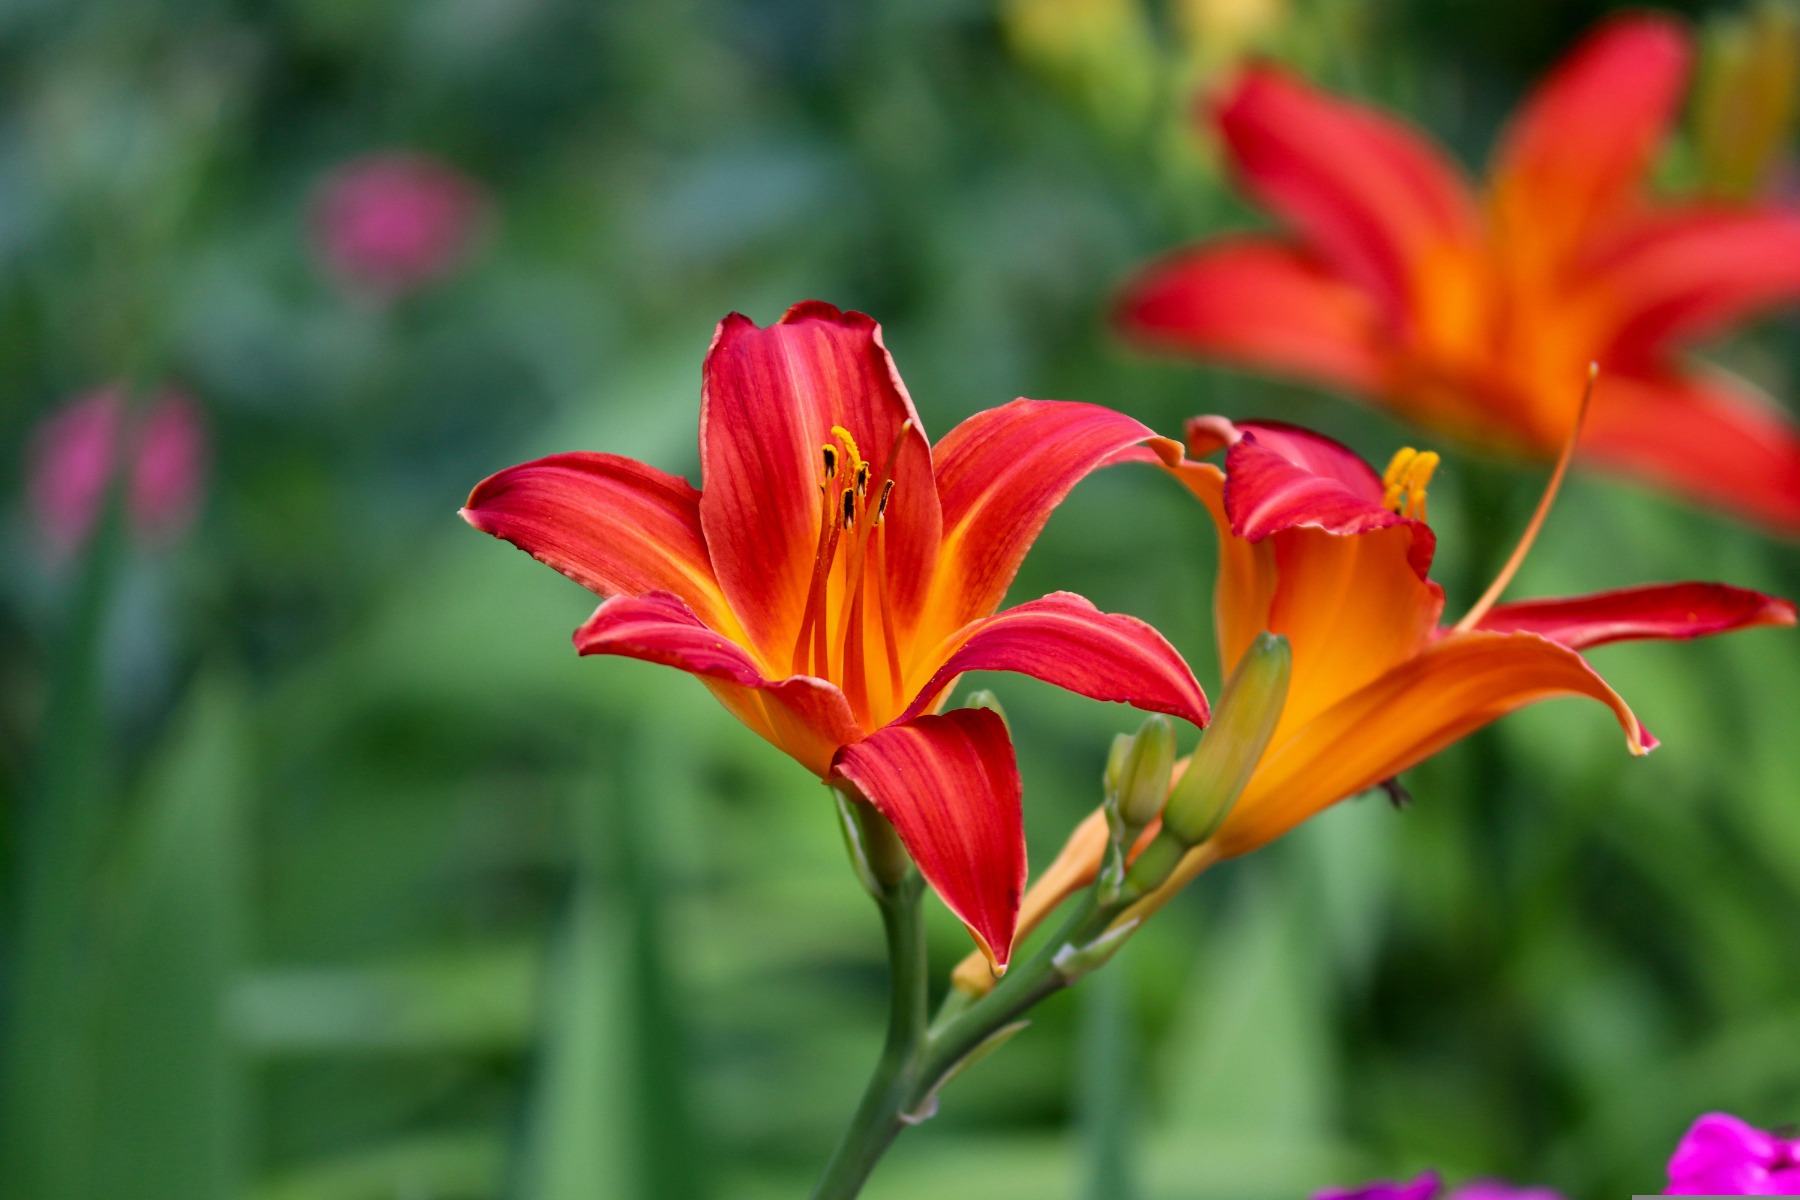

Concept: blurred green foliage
[[0, 1, 1796, 1198]]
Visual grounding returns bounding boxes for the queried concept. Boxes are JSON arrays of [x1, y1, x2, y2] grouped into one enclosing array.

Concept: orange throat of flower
[[792, 421, 912, 724]]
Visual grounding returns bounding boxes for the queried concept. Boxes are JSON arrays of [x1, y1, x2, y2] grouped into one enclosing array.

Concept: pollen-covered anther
[[1381, 447, 1440, 520], [821, 444, 838, 484]]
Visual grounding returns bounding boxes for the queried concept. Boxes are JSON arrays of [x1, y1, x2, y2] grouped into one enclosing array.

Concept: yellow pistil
[[1381, 447, 1440, 520]]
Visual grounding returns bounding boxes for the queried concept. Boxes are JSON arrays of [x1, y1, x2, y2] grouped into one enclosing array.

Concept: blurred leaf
[[91, 674, 250, 1200]]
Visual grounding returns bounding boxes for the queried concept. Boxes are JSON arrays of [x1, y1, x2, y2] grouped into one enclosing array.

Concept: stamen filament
[[874, 526, 905, 706], [794, 485, 840, 675], [1451, 363, 1597, 634]]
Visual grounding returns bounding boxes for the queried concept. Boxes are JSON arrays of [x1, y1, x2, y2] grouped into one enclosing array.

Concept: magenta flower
[[1666, 1113, 1800, 1194], [1316, 1173, 1563, 1200], [26, 386, 207, 564], [310, 152, 486, 299]]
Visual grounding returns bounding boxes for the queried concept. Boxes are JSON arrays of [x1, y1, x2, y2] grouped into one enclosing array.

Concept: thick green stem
[[811, 888, 1117, 1200], [810, 872, 929, 1200]]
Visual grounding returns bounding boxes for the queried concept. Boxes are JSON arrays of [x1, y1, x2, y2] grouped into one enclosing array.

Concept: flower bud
[[1696, 1, 1800, 200], [1159, 632, 1289, 846], [1105, 713, 1176, 830]]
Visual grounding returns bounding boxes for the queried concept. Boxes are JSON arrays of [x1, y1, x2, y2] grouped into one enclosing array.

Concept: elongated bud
[[1106, 714, 1177, 830], [1696, 1, 1800, 199], [1160, 632, 1289, 846]]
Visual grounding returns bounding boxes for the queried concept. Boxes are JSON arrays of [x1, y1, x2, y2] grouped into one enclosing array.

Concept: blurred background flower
[[310, 152, 488, 301], [26, 386, 207, 565]]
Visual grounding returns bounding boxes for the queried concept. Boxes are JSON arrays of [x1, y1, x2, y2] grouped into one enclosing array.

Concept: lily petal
[[1215, 66, 1480, 319], [929, 399, 1181, 636], [1475, 583, 1795, 649], [1189, 416, 1389, 508], [1489, 13, 1689, 257], [461, 452, 739, 635], [1115, 238, 1389, 394], [699, 302, 939, 667], [901, 591, 1210, 727], [1584, 206, 1800, 362], [1220, 427, 1436, 576], [1159, 428, 1444, 729], [575, 591, 861, 776], [1581, 368, 1800, 535], [1216, 630, 1652, 858], [831, 708, 1025, 969]]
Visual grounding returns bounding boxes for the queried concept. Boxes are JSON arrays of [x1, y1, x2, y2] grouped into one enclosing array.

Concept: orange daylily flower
[[1118, 14, 1800, 534], [954, 416, 1793, 992], [462, 302, 1210, 968]]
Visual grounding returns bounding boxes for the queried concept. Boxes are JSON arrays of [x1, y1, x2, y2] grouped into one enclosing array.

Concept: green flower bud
[[1160, 632, 1290, 846], [1106, 713, 1177, 830]]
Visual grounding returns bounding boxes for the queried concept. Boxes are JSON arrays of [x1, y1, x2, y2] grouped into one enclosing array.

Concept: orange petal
[[831, 708, 1026, 969], [461, 451, 739, 637], [1213, 65, 1480, 321], [1476, 583, 1795, 649], [1215, 630, 1652, 858], [902, 591, 1210, 728], [575, 591, 862, 776], [1489, 13, 1690, 260], [699, 302, 940, 666], [1581, 367, 1800, 536], [1583, 206, 1800, 363], [1115, 237, 1389, 395], [928, 399, 1180, 637]]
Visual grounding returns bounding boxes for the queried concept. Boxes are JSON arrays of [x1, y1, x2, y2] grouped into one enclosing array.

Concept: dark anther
[[840, 487, 856, 529]]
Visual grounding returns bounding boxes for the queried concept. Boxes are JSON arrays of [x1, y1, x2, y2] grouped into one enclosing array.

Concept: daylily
[[953, 415, 1792, 992], [461, 301, 1210, 968], [1665, 1112, 1800, 1194], [1316, 1173, 1563, 1200], [1117, 14, 1800, 534]]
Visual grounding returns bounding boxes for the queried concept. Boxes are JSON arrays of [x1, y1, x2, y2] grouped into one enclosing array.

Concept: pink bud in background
[[128, 392, 206, 549], [1666, 1113, 1800, 1195], [28, 389, 122, 563], [26, 386, 208, 564], [311, 152, 486, 299]]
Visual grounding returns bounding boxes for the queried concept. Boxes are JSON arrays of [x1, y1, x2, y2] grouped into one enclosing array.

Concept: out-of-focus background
[[1, 1, 1796, 1197]]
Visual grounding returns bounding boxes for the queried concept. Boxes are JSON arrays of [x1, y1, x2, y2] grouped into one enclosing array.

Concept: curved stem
[[811, 888, 1118, 1199]]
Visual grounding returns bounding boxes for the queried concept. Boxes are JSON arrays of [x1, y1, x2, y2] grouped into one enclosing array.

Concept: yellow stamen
[[830, 425, 865, 480], [1381, 447, 1440, 520], [821, 444, 838, 483], [1452, 363, 1598, 634]]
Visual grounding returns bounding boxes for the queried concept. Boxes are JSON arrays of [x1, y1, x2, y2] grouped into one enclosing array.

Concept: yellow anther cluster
[[1381, 447, 1440, 520]]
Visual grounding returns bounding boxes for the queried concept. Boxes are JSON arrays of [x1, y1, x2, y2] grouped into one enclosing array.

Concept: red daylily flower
[[953, 416, 1792, 992], [462, 301, 1210, 967], [1117, 14, 1800, 534]]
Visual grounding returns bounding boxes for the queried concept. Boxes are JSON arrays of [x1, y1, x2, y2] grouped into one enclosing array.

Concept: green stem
[[810, 871, 928, 1200], [811, 890, 1116, 1200]]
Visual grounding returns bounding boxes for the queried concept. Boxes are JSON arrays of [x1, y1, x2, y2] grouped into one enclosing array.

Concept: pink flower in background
[[311, 152, 486, 299], [26, 387, 208, 563], [1316, 1173, 1564, 1200], [1665, 1113, 1800, 1194]]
